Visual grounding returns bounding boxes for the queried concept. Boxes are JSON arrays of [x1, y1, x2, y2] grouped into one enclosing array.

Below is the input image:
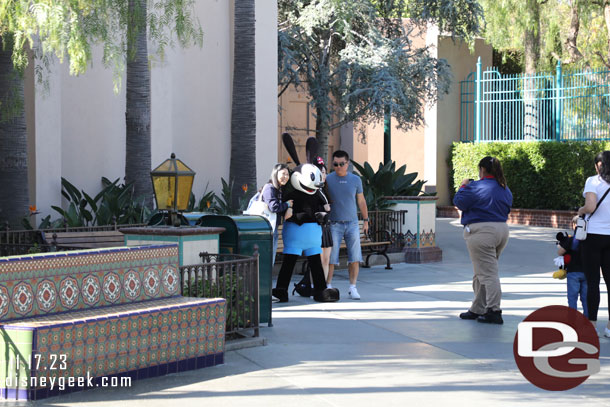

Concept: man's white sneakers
[[348, 286, 361, 300]]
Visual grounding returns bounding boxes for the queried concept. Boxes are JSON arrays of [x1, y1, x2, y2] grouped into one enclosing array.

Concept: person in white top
[[578, 151, 610, 336]]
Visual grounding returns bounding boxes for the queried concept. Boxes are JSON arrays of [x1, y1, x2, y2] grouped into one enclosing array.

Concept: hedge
[[449, 141, 610, 210]]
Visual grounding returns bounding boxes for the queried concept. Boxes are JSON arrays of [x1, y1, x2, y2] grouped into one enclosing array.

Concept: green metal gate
[[460, 57, 610, 142]]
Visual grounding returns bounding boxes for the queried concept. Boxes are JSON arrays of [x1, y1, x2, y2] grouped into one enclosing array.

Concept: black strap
[[588, 187, 610, 219]]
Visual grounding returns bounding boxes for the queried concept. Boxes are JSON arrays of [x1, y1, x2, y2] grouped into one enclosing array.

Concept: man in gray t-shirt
[[325, 150, 369, 300]]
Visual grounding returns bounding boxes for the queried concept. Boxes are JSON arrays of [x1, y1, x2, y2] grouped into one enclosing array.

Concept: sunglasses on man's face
[[333, 162, 347, 167]]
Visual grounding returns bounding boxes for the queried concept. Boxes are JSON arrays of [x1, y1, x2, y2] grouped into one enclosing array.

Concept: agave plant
[[351, 160, 427, 211]]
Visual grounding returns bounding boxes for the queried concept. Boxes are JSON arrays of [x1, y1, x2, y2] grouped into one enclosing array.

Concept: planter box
[[383, 196, 442, 263], [120, 226, 225, 266]]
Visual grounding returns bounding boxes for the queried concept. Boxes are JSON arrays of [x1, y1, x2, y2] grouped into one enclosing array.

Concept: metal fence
[[365, 210, 408, 252], [180, 253, 259, 338], [460, 57, 610, 142]]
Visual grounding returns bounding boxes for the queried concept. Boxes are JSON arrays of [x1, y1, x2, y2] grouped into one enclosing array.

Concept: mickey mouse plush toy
[[272, 133, 340, 303]]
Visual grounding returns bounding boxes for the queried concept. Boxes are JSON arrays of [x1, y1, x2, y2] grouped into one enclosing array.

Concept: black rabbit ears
[[282, 132, 319, 166]]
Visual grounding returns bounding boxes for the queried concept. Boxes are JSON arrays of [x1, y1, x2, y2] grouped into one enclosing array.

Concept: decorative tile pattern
[[0, 297, 226, 401], [402, 229, 436, 248], [0, 245, 179, 321], [124, 270, 141, 300], [12, 282, 34, 315], [162, 266, 179, 295], [420, 229, 436, 247], [144, 268, 160, 297], [0, 286, 8, 318], [404, 230, 417, 248], [102, 273, 121, 303], [82, 275, 101, 306], [36, 280, 57, 312], [60, 277, 79, 309]]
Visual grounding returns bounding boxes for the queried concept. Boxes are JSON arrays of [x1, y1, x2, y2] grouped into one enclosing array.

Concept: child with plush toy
[[553, 216, 588, 317], [271, 133, 340, 303]]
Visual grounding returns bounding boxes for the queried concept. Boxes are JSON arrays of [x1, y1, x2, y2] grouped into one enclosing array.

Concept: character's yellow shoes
[[552, 269, 567, 279]]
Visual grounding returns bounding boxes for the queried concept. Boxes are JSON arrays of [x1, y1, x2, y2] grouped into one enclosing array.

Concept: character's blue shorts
[[282, 222, 322, 256]]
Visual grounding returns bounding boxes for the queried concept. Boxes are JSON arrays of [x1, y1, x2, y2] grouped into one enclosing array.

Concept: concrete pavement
[[37, 218, 610, 406]]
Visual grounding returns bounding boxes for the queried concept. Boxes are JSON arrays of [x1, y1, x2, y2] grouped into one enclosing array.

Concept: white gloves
[[553, 256, 565, 268]]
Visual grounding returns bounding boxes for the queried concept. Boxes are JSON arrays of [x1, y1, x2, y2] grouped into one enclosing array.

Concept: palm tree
[[229, 0, 257, 209], [0, 38, 29, 228], [125, 0, 153, 208]]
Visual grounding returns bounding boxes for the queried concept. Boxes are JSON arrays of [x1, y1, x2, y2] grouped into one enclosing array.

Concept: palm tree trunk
[[0, 39, 29, 229], [125, 0, 153, 208], [229, 0, 257, 210]]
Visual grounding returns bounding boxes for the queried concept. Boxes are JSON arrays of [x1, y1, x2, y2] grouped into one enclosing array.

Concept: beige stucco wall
[[350, 116, 426, 180], [27, 0, 277, 221], [435, 37, 492, 205]]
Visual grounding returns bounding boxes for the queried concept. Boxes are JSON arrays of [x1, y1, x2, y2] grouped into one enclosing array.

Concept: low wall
[[437, 206, 577, 230]]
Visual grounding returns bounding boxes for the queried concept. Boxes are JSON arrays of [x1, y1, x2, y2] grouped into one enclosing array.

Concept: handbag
[[574, 217, 588, 241], [243, 185, 277, 231], [575, 187, 610, 241]]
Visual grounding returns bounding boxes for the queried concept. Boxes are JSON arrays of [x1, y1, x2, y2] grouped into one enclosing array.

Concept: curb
[[225, 336, 268, 352]]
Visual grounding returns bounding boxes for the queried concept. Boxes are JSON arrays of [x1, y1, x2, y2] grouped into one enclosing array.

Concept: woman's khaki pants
[[463, 222, 509, 313]]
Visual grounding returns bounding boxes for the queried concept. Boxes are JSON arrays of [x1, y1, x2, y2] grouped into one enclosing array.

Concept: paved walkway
[[39, 219, 610, 406]]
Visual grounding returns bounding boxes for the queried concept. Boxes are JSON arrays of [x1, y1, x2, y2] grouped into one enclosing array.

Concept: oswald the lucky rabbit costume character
[[272, 133, 340, 303]]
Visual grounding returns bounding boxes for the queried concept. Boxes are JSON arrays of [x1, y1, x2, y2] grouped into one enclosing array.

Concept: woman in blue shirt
[[453, 156, 513, 324]]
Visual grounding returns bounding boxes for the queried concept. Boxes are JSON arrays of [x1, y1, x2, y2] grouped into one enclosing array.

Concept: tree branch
[[563, 0, 584, 64], [278, 81, 293, 98], [551, 51, 563, 62], [595, 51, 610, 68]]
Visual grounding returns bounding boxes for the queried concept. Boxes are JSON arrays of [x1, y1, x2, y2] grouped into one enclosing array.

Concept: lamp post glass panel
[[151, 153, 195, 226]]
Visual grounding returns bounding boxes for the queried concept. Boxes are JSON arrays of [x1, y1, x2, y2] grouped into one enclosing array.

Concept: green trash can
[[197, 215, 273, 326], [183, 211, 213, 225]]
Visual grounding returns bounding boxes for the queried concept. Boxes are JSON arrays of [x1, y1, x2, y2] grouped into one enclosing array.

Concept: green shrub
[[449, 141, 610, 210], [183, 274, 255, 330]]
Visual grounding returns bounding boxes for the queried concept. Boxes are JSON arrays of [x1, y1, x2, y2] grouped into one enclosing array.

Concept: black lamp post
[[150, 153, 195, 226]]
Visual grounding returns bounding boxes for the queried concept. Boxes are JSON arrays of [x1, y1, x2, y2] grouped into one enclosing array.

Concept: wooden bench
[[276, 220, 393, 269], [0, 245, 226, 400], [41, 230, 126, 249]]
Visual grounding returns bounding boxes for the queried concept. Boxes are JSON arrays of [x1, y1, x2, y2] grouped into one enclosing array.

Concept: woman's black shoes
[[459, 310, 481, 320], [460, 309, 503, 324], [476, 310, 503, 324]]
